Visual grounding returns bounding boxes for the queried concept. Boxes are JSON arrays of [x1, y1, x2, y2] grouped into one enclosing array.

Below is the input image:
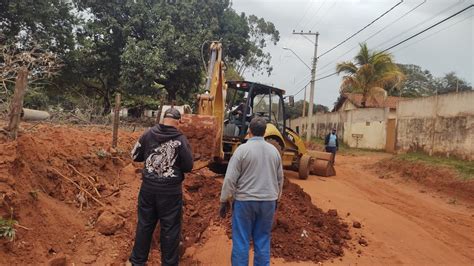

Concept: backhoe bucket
[[177, 114, 222, 161], [307, 150, 336, 177]]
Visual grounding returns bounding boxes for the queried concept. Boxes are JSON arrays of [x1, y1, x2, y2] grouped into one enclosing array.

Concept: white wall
[[396, 91, 474, 160]]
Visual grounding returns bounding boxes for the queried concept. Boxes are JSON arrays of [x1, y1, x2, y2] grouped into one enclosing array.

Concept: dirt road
[[289, 153, 474, 265], [192, 152, 474, 265]]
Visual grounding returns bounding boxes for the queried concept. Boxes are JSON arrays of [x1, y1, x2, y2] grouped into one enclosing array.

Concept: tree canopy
[[1, 0, 280, 114], [286, 100, 329, 119], [396, 64, 472, 97], [336, 43, 405, 107]]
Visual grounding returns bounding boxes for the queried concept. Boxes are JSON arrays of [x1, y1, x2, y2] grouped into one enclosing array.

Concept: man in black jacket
[[129, 108, 193, 266]]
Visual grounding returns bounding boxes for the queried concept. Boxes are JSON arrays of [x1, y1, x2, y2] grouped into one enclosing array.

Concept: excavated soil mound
[[0, 123, 350, 264], [271, 180, 350, 262], [375, 158, 474, 203]]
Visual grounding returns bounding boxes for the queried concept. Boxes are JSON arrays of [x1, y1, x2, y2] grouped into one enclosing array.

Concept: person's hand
[[219, 202, 229, 218]]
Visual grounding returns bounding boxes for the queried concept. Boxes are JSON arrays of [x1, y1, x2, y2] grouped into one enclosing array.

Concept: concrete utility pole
[[293, 30, 319, 141], [302, 85, 307, 117]]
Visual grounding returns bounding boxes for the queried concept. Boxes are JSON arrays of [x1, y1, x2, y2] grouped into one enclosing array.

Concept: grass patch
[[396, 152, 474, 180]]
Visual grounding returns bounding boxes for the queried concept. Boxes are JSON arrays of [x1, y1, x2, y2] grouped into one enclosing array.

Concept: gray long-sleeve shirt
[[220, 137, 284, 202]]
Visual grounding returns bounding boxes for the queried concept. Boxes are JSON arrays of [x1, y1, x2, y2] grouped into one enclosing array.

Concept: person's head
[[249, 117, 267, 137], [162, 108, 181, 127], [332, 127, 336, 134]]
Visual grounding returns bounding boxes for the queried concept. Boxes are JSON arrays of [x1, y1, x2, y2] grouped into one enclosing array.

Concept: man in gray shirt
[[219, 117, 284, 266]]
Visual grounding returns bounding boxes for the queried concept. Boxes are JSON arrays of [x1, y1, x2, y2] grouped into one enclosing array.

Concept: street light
[[282, 47, 311, 71]]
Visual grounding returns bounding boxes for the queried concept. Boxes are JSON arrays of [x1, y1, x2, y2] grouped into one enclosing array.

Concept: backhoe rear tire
[[298, 154, 312, 180]]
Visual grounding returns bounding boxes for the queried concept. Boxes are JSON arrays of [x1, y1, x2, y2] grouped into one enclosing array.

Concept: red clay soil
[[270, 179, 350, 262], [375, 158, 474, 204], [0, 123, 350, 264]]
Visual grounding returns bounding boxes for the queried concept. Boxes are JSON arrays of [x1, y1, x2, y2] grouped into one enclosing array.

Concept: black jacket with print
[[131, 124, 193, 194]]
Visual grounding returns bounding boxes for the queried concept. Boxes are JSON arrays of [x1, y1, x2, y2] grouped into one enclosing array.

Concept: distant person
[[219, 117, 284, 266], [129, 108, 193, 266], [325, 128, 339, 163]]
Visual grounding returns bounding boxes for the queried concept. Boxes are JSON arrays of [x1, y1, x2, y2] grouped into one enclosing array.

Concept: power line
[[292, 0, 317, 31], [301, 0, 329, 30], [382, 4, 473, 52], [316, 0, 427, 74], [374, 0, 465, 49], [318, 0, 404, 58], [293, 81, 311, 96], [314, 5, 474, 82], [309, 0, 339, 30], [393, 13, 473, 54]]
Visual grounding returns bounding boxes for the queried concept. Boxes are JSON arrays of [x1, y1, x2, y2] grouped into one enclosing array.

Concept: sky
[[231, 0, 474, 108]]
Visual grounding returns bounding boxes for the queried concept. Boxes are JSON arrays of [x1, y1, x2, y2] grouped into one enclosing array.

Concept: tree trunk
[[102, 87, 111, 115], [361, 93, 367, 107], [5, 67, 29, 139], [166, 88, 176, 102]]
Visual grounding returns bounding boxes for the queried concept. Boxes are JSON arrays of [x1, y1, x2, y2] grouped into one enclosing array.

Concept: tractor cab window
[[252, 93, 270, 121], [270, 92, 284, 132]]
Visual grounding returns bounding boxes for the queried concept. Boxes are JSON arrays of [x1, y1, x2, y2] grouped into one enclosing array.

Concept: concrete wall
[[288, 91, 473, 157], [396, 91, 474, 160], [289, 108, 390, 150], [343, 108, 389, 149]]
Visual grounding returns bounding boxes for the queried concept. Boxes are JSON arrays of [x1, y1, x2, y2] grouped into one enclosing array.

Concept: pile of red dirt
[[0, 123, 351, 264], [271, 179, 350, 262], [375, 158, 474, 203]]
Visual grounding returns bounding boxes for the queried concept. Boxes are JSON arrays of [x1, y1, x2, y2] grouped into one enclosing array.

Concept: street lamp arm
[[282, 47, 312, 71]]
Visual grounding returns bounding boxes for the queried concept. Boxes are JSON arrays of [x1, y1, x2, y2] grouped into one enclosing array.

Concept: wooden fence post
[[112, 93, 121, 148], [5, 67, 29, 139]]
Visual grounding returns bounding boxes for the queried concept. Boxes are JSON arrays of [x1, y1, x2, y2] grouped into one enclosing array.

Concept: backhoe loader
[[169, 41, 335, 178]]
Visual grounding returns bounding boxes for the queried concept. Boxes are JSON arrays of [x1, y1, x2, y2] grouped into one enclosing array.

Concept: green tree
[[62, 0, 279, 114], [0, 0, 76, 53], [232, 15, 279, 77], [285, 100, 328, 119], [397, 64, 472, 97], [396, 64, 435, 97], [434, 72, 472, 94], [336, 43, 405, 107]]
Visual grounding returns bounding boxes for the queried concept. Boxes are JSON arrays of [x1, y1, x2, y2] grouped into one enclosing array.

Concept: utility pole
[[293, 30, 319, 141], [302, 85, 307, 117]]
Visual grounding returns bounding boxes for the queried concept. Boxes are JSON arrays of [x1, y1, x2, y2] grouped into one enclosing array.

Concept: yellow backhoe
[[175, 41, 335, 178]]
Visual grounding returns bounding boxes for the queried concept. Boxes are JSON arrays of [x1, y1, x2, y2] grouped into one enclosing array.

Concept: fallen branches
[[67, 164, 101, 197], [51, 167, 105, 207]]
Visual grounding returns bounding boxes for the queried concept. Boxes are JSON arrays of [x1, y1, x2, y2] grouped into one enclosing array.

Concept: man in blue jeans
[[219, 117, 284, 266], [324, 128, 339, 163]]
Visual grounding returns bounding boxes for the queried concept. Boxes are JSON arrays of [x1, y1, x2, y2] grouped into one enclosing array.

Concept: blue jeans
[[325, 146, 337, 163], [231, 200, 276, 266]]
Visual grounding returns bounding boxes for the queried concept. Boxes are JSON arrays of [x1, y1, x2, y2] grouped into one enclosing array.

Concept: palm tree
[[336, 43, 405, 107]]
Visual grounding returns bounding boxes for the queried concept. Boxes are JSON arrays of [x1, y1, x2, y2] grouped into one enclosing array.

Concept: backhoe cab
[[223, 81, 313, 179]]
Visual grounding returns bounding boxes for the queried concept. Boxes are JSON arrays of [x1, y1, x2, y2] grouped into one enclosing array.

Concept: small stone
[[95, 210, 124, 235], [353, 221, 362, 228], [357, 249, 362, 254], [358, 238, 368, 246], [327, 209, 338, 216]]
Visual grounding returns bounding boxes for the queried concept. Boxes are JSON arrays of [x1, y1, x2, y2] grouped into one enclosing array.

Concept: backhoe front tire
[[298, 154, 312, 180]]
